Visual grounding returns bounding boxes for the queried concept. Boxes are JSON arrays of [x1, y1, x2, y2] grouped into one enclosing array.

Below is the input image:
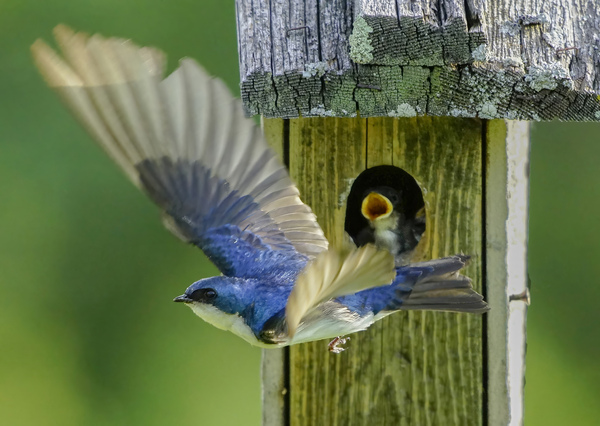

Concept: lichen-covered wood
[[263, 116, 484, 425], [236, 0, 600, 121]]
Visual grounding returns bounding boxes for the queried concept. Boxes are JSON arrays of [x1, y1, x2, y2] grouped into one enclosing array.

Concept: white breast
[[188, 300, 378, 348], [188, 303, 269, 347]]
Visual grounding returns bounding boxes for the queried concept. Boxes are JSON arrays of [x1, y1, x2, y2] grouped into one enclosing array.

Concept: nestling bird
[[345, 165, 426, 265], [32, 26, 488, 349]]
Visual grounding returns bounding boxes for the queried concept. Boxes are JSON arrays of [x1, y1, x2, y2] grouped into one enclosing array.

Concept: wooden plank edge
[[485, 120, 530, 426]]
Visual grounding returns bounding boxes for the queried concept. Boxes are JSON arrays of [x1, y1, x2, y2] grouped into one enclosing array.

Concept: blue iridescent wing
[[32, 26, 329, 277]]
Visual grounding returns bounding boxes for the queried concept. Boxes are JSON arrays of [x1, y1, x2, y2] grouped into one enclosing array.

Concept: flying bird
[[345, 165, 426, 265], [32, 26, 488, 349]]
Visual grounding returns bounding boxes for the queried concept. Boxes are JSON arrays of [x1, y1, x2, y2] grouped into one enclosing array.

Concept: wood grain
[[268, 116, 485, 426], [236, 0, 600, 120]]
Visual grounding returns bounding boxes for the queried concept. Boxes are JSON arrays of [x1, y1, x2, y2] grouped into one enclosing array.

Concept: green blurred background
[[0, 1, 598, 425]]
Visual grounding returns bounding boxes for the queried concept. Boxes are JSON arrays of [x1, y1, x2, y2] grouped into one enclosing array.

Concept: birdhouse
[[236, 1, 599, 424]]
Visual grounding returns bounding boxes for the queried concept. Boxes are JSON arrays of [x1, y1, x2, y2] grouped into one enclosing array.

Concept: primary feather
[[31, 25, 329, 275]]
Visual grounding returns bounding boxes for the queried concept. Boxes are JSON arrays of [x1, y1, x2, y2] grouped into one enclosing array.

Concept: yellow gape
[[361, 192, 393, 221]]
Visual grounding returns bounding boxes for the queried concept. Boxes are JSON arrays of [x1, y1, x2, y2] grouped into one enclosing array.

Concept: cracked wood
[[236, 0, 600, 121]]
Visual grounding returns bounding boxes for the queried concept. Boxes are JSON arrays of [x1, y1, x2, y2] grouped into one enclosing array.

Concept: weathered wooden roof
[[237, 0, 600, 121]]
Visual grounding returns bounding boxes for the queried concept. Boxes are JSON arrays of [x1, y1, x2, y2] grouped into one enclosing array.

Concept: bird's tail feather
[[399, 256, 489, 313]]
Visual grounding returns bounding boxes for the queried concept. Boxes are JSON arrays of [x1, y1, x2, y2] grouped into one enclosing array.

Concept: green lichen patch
[[478, 102, 498, 119], [471, 44, 488, 62], [524, 64, 570, 92], [349, 17, 374, 64], [387, 103, 417, 117]]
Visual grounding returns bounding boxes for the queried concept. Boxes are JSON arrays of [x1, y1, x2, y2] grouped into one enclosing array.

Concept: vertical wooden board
[[261, 117, 288, 426], [366, 117, 394, 167], [287, 116, 484, 425], [484, 120, 509, 426], [288, 117, 369, 426], [262, 117, 286, 162], [288, 117, 367, 246], [370, 117, 484, 426], [485, 120, 530, 426]]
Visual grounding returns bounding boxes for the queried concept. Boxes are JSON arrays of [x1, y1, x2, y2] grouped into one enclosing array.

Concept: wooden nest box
[[236, 1, 599, 425]]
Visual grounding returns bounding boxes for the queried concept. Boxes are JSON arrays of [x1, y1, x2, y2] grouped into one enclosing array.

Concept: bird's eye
[[189, 288, 218, 302]]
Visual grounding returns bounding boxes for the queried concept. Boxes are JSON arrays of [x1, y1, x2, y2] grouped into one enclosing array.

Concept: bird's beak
[[361, 192, 394, 221], [173, 295, 192, 303]]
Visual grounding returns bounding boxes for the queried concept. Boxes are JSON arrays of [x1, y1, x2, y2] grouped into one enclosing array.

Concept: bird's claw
[[328, 336, 350, 353]]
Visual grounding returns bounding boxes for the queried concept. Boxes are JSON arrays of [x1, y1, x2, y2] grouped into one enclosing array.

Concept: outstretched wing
[[285, 244, 396, 337], [31, 25, 328, 276]]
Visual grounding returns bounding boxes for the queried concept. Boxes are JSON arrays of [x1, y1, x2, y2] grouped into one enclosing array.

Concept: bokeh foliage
[[0, 1, 598, 425]]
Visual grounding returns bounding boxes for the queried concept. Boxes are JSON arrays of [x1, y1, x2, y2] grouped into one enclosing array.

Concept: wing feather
[[285, 245, 396, 337], [31, 26, 329, 272]]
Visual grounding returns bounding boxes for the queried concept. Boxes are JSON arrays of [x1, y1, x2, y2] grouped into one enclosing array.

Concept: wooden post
[[485, 121, 530, 426], [240, 1, 599, 424], [264, 117, 485, 425]]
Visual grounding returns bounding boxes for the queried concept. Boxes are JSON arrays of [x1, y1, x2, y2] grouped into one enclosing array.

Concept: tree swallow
[[32, 26, 488, 349], [345, 165, 426, 265]]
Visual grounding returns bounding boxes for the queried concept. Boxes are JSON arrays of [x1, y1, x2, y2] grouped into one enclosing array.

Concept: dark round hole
[[344, 165, 425, 262]]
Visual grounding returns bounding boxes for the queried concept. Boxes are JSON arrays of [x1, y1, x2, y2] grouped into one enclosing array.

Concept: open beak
[[361, 192, 394, 221], [173, 295, 192, 303]]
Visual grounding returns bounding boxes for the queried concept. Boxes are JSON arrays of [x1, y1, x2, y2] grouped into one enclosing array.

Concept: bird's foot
[[328, 336, 350, 354]]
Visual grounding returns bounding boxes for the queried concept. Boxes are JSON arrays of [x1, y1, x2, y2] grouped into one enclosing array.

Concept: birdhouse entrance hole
[[344, 165, 425, 264]]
